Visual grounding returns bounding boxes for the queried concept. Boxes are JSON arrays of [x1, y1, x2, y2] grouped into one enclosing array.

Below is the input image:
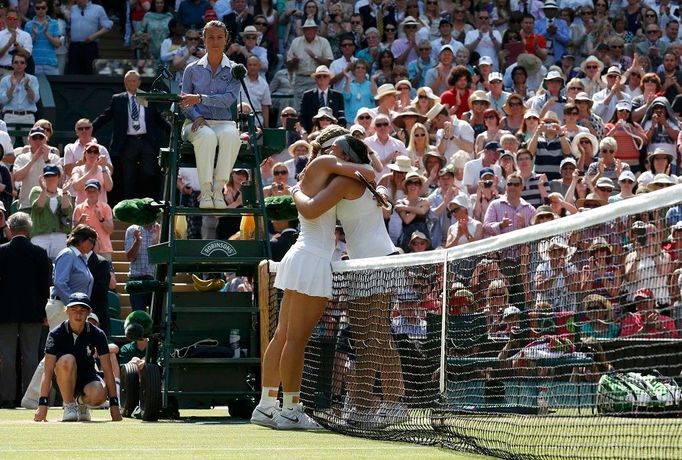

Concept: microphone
[[232, 63, 264, 132], [231, 63, 247, 80]]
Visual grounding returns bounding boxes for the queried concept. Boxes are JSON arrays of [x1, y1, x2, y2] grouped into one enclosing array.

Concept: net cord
[[325, 184, 682, 272]]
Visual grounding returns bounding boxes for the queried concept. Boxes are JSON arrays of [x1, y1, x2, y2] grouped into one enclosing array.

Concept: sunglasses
[[351, 21, 361, 25], [647, 30, 659, 34], [419, 47, 431, 51], [375, 122, 389, 127], [645, 13, 656, 17], [479, 16, 490, 20], [282, 113, 296, 118], [601, 149, 615, 153], [611, 45, 624, 49], [244, 35, 257, 39], [34, 5, 47, 10], [580, 139, 592, 145], [358, 115, 371, 120], [88, 237, 98, 244], [585, 65, 598, 70], [565, 111, 579, 115], [273, 170, 288, 175], [418, 95, 428, 99], [413, 133, 426, 137], [77, 126, 92, 130], [398, 87, 410, 91], [30, 135, 45, 140], [643, 78, 657, 83], [596, 186, 613, 191], [507, 181, 522, 187], [617, 109, 631, 113], [567, 87, 582, 91], [508, 102, 523, 107]]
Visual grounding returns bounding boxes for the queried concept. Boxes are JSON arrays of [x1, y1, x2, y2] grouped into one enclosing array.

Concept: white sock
[[282, 392, 299, 411], [259, 387, 278, 408]]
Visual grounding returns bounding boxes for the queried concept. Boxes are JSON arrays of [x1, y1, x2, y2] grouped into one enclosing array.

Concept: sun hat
[[388, 155, 417, 173], [576, 192, 607, 208], [503, 93, 525, 115], [516, 54, 542, 74], [288, 139, 312, 156], [595, 177, 615, 189], [531, 205, 557, 224], [468, 90, 490, 105], [448, 194, 470, 210], [540, 235, 576, 261], [392, 109, 427, 129], [602, 65, 626, 85], [240, 25, 259, 37], [560, 157, 577, 169], [375, 83, 398, 100], [313, 106, 337, 122], [312, 65, 332, 78], [403, 171, 427, 187], [580, 55, 604, 74], [302, 18, 318, 28], [542, 70, 564, 90], [571, 132, 598, 159]]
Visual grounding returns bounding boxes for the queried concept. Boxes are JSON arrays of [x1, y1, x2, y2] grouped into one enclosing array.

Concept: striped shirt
[[482, 196, 537, 237], [520, 172, 549, 208], [534, 136, 570, 181], [124, 224, 156, 277]]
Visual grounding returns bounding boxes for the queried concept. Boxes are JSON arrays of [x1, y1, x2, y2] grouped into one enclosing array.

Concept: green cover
[[596, 372, 681, 415]]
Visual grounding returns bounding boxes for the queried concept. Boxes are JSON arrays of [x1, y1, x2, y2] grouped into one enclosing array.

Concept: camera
[[483, 180, 493, 188], [633, 225, 647, 246], [276, 184, 283, 191]]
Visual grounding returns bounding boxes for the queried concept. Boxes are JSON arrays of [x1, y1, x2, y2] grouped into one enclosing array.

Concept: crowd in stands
[[3, 0, 682, 409]]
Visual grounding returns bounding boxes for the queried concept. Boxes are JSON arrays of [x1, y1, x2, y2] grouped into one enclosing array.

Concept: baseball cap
[[28, 126, 46, 138], [560, 157, 577, 169], [42, 165, 60, 176], [66, 292, 92, 310], [499, 150, 514, 160], [596, 177, 615, 189], [87, 312, 100, 324], [484, 141, 501, 151], [488, 72, 503, 82], [503, 306, 521, 318], [619, 170, 636, 182], [84, 179, 101, 190], [438, 164, 456, 176], [478, 56, 493, 66], [479, 167, 495, 178]]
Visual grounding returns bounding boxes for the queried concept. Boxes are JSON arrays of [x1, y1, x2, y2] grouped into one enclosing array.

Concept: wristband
[[38, 396, 49, 406], [109, 396, 119, 407]]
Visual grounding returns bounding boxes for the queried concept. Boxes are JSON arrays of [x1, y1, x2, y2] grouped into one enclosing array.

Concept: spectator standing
[[0, 9, 32, 77], [0, 149, 13, 213], [527, 114, 572, 181], [93, 70, 169, 200], [63, 118, 113, 179], [70, 142, 113, 204], [287, 20, 333, 112], [533, 0, 570, 67], [529, 71, 566, 123], [240, 55, 271, 127], [329, 36, 357, 92], [462, 141, 503, 195], [29, 165, 72, 260], [464, 9, 502, 71], [0, 53, 40, 126], [73, 179, 114, 261], [0, 212, 50, 408], [53, 225, 97, 306], [222, 0, 254, 41], [141, 0, 173, 60], [299, 65, 343, 133], [125, 221, 160, 311], [0, 202, 10, 244], [177, 0, 211, 30], [68, 0, 113, 75], [11, 126, 60, 212], [483, 171, 536, 238], [391, 16, 420, 66], [25, 0, 61, 75], [593, 66, 631, 123], [342, 59, 374, 123], [515, 148, 549, 209], [534, 236, 580, 313], [87, 250, 114, 336]]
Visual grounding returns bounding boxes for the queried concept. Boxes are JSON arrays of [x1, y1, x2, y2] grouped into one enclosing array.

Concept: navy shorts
[[75, 371, 103, 397]]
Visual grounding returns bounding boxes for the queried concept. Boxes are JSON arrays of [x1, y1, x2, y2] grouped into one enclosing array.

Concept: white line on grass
[[2, 446, 436, 453]]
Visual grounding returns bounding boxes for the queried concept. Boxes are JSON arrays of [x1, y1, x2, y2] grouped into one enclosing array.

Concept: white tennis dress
[[336, 189, 396, 259], [274, 205, 337, 298]]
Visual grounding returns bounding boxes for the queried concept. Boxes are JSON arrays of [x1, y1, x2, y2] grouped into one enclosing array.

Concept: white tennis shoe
[[250, 401, 281, 428], [275, 403, 323, 430]]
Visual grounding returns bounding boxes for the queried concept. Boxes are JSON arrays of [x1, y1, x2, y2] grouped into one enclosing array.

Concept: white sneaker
[[250, 401, 281, 428], [62, 402, 78, 422], [78, 404, 91, 421], [375, 401, 409, 426], [276, 403, 323, 430], [199, 192, 214, 209], [212, 190, 228, 209]]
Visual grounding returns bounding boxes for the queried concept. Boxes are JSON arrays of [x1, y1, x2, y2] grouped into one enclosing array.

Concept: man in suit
[[88, 251, 113, 336], [359, 0, 396, 35], [222, 0, 254, 44], [299, 65, 345, 132], [0, 212, 51, 407], [270, 218, 298, 262], [92, 70, 169, 200]]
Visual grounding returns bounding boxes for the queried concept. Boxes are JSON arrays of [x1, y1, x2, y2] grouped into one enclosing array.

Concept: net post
[[439, 251, 448, 396]]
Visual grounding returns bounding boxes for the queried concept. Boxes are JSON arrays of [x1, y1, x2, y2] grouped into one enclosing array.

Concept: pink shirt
[[620, 312, 679, 338], [71, 164, 108, 205], [73, 201, 113, 253]]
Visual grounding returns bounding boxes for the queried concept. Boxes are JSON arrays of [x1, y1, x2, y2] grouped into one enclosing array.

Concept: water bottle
[[229, 329, 240, 358], [537, 386, 549, 415]]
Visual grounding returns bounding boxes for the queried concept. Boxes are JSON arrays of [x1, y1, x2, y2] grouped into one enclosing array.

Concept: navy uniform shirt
[[45, 320, 109, 373]]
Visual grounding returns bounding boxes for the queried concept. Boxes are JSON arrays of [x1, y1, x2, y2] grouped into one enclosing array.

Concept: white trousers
[[31, 233, 67, 260], [182, 120, 241, 187]]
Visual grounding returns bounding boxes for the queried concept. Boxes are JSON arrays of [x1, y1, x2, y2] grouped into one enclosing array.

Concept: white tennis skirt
[[273, 244, 333, 298]]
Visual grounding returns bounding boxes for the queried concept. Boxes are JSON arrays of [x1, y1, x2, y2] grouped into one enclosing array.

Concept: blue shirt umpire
[[180, 20, 242, 210]]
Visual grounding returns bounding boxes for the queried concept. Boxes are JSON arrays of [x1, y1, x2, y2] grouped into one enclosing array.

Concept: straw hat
[[312, 65, 332, 78], [503, 93, 525, 115], [422, 148, 446, 169], [580, 55, 604, 74], [395, 79, 413, 90], [531, 205, 557, 224], [425, 102, 447, 121], [240, 25, 259, 37], [576, 192, 607, 209], [375, 83, 398, 101], [313, 106, 337, 122], [302, 18, 318, 28], [288, 139, 312, 156], [602, 66, 627, 85], [403, 171, 427, 187], [399, 16, 420, 34], [571, 132, 598, 159], [388, 155, 417, 173], [392, 109, 427, 129], [648, 147, 674, 162], [650, 173, 676, 186], [468, 90, 490, 106], [516, 54, 542, 74], [574, 91, 593, 107]]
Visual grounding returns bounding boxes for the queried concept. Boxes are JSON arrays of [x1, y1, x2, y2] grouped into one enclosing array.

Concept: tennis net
[[262, 184, 682, 459]]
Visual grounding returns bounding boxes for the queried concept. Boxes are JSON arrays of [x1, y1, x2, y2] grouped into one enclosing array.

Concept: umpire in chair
[[180, 20, 242, 210]]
